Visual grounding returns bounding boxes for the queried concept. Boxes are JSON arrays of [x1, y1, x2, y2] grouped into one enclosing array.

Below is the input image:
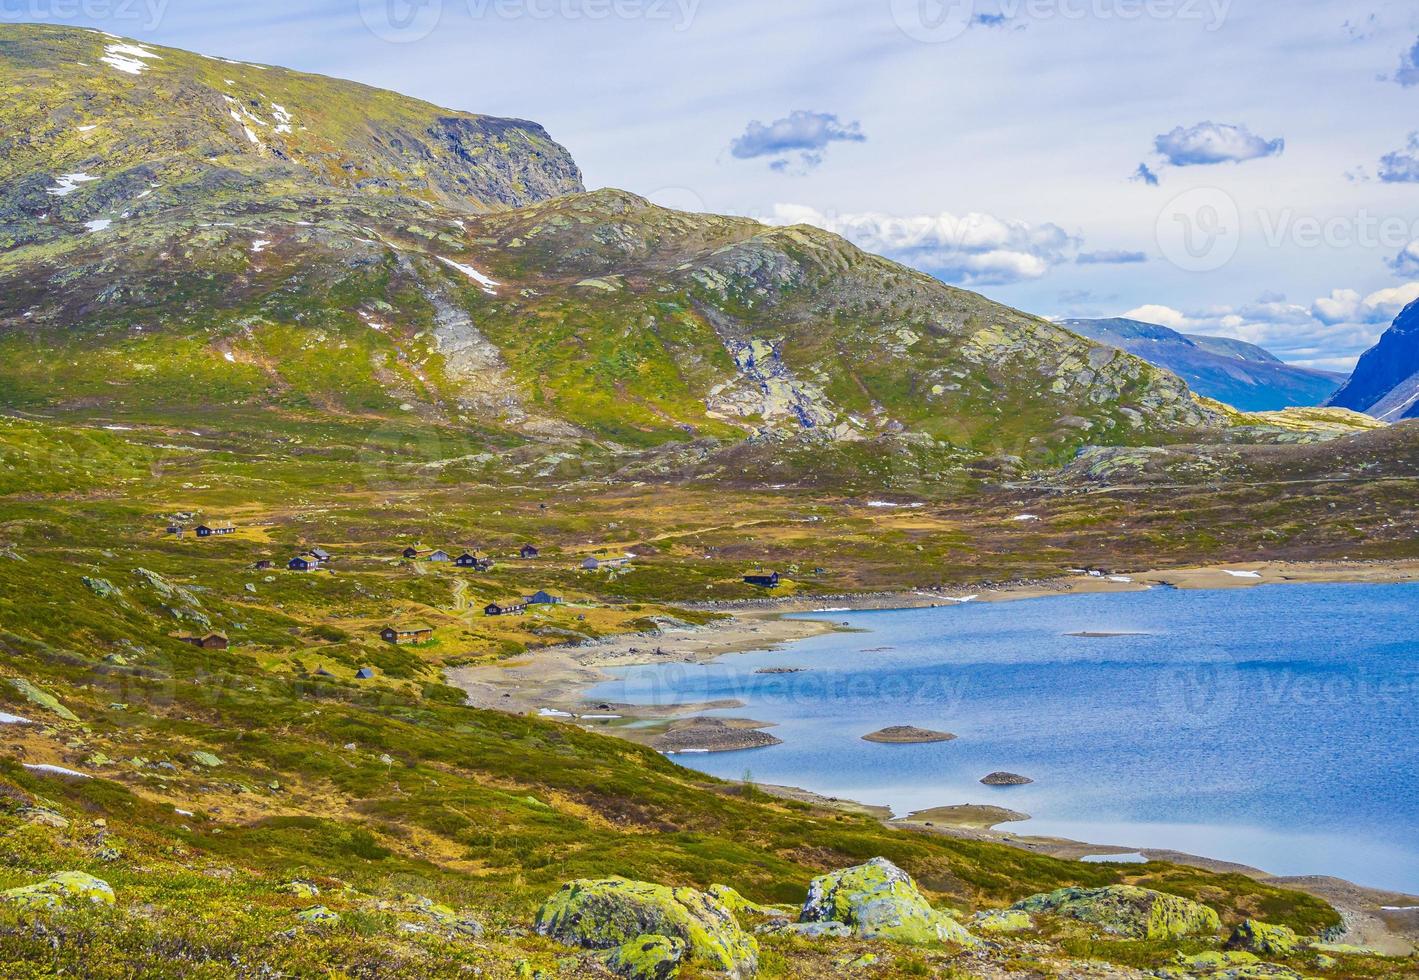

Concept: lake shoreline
[[445, 559, 1419, 954]]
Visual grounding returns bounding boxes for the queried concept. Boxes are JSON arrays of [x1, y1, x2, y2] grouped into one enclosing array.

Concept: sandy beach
[[444, 559, 1419, 954]]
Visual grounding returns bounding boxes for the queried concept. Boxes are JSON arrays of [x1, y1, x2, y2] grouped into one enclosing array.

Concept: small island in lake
[[862, 726, 957, 744], [981, 771, 1034, 786], [651, 717, 783, 753]]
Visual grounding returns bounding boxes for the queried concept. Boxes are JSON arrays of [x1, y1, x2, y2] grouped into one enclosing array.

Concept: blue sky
[[11, 0, 1419, 370]]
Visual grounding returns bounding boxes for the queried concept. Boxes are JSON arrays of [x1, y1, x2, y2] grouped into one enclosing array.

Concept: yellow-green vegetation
[[1, 20, 1418, 978]]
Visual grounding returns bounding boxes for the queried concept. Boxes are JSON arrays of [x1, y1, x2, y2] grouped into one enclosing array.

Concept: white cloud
[[1116, 283, 1419, 370], [768, 203, 1077, 286], [1120, 304, 1187, 329], [1311, 283, 1419, 325], [1153, 121, 1285, 167]]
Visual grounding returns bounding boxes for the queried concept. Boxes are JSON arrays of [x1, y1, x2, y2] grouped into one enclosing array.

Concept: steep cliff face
[[1327, 300, 1419, 421]]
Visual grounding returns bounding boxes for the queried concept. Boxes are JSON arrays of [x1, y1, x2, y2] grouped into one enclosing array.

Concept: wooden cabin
[[520, 544, 540, 559], [427, 550, 452, 563], [743, 572, 781, 588], [195, 522, 235, 537], [484, 601, 527, 617], [380, 625, 434, 645], [288, 555, 316, 571]]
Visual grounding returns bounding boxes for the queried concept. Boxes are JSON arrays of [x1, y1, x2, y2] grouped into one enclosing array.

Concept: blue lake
[[587, 583, 1419, 893]]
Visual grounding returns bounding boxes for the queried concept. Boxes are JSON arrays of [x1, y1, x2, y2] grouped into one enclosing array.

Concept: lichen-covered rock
[[1, 871, 114, 909], [7, 678, 79, 721], [708, 884, 793, 925], [82, 576, 121, 599], [602, 935, 686, 980], [799, 858, 977, 947], [1010, 885, 1220, 940], [972, 909, 1033, 934], [296, 905, 340, 924], [279, 880, 320, 898], [534, 877, 757, 978], [1228, 919, 1301, 956], [19, 807, 70, 829], [189, 751, 223, 768]]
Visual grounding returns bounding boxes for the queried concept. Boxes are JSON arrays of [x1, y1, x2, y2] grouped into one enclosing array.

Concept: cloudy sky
[[14, 0, 1419, 370]]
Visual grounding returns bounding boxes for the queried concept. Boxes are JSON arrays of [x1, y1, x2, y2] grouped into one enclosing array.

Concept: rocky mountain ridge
[[1327, 299, 1419, 421], [1060, 317, 1344, 412]]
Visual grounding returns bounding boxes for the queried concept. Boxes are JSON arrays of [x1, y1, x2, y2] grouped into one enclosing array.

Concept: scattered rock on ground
[[1010, 885, 1220, 940], [972, 909, 1033, 933], [799, 857, 977, 947]]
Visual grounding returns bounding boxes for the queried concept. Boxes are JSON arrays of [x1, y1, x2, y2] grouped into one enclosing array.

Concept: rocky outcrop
[[534, 877, 758, 978], [7, 677, 78, 721], [980, 771, 1032, 786], [799, 858, 976, 947], [1010, 885, 1220, 940]]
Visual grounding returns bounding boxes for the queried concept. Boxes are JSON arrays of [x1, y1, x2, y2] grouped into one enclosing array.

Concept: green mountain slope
[[0, 23, 1218, 476]]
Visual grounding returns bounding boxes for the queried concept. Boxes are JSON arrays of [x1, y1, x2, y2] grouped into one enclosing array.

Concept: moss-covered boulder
[[799, 857, 977, 947], [1, 871, 115, 910], [534, 877, 758, 978], [1010, 885, 1220, 940], [602, 935, 686, 980], [1228, 919, 1301, 956]]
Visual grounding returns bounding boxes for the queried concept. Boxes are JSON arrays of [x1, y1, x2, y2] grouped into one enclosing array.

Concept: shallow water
[[587, 582, 1419, 893]]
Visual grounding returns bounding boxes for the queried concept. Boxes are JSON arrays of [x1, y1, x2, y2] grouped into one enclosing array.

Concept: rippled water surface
[[587, 583, 1419, 892]]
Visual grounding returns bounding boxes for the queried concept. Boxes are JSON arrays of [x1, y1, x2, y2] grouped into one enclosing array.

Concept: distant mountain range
[[1059, 318, 1345, 412], [1327, 300, 1419, 421]]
